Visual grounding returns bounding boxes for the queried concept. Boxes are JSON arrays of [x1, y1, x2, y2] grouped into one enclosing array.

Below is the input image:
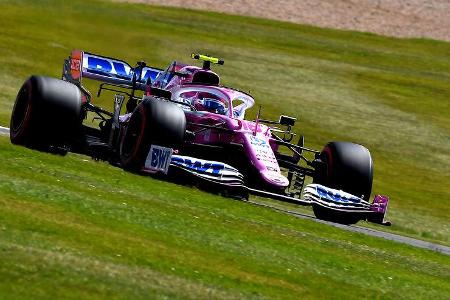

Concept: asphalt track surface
[[0, 125, 448, 255], [247, 200, 450, 255]]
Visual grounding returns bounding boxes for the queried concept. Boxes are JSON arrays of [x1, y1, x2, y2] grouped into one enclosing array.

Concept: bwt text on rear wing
[[62, 50, 163, 87]]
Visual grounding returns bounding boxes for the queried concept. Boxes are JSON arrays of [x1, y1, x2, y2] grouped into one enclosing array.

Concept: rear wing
[[62, 50, 163, 87]]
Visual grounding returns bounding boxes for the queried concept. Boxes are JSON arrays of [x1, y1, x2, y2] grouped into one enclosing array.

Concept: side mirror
[[279, 115, 296, 126]]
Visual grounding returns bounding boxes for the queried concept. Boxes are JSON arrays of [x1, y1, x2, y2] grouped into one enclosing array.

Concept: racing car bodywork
[[9, 50, 390, 225]]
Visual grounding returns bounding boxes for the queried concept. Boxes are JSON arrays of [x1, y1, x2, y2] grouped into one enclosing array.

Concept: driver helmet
[[201, 98, 227, 115]]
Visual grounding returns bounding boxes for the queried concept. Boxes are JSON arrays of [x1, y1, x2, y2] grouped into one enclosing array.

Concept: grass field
[[0, 0, 449, 298], [1, 136, 449, 299]]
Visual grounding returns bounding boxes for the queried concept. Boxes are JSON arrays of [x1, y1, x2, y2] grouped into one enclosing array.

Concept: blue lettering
[[158, 150, 168, 169], [151, 148, 159, 168], [112, 62, 132, 79], [317, 187, 328, 199], [85, 54, 160, 83], [183, 158, 193, 168], [250, 136, 268, 147], [87, 56, 112, 73], [332, 191, 343, 202], [202, 163, 212, 172], [171, 156, 184, 164], [211, 163, 225, 175], [192, 161, 211, 173], [170, 156, 224, 176], [349, 197, 360, 203], [141, 68, 159, 83], [316, 186, 362, 203]]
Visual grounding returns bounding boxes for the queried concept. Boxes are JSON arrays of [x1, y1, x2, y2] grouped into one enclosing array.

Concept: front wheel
[[313, 141, 373, 224], [120, 98, 186, 171]]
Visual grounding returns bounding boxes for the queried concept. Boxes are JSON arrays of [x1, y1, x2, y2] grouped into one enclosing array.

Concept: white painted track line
[[0, 126, 10, 136]]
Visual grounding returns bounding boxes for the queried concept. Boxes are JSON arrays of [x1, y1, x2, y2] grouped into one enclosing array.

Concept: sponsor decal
[[82, 53, 159, 83], [264, 171, 288, 185], [70, 59, 81, 72], [255, 152, 277, 162], [241, 121, 265, 133], [316, 186, 361, 203], [266, 166, 278, 172], [70, 50, 82, 80], [171, 156, 225, 176], [145, 145, 173, 174], [249, 135, 269, 148], [252, 137, 277, 164]]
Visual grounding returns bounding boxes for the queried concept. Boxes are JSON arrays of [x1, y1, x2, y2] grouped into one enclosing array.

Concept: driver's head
[[201, 98, 226, 115]]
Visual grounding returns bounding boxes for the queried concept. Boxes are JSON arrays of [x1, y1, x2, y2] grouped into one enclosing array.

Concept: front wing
[[141, 150, 390, 225], [249, 184, 390, 225]]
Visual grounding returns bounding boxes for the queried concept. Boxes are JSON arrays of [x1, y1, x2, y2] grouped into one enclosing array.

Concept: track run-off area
[[0, 125, 448, 255]]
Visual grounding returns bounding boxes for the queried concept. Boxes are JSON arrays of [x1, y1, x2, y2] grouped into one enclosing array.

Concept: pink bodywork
[[159, 64, 289, 189]]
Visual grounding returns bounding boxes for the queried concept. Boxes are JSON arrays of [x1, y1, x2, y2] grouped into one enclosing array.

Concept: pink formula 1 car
[[10, 51, 390, 225]]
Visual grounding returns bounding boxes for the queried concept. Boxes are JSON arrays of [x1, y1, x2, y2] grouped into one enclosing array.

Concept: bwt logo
[[316, 187, 360, 203], [145, 145, 172, 174], [171, 156, 224, 176], [82, 53, 158, 82], [151, 148, 171, 169]]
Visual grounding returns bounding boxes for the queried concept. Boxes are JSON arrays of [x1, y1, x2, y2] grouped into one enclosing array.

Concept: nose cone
[[261, 170, 289, 188]]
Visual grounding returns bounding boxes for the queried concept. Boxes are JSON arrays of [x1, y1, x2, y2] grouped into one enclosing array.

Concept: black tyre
[[312, 205, 363, 225], [120, 98, 186, 170], [313, 141, 373, 224], [10, 76, 82, 152], [315, 141, 373, 200]]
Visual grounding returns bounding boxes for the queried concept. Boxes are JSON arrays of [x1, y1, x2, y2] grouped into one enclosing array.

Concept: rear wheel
[[10, 76, 82, 153], [313, 141, 373, 224], [120, 98, 186, 171]]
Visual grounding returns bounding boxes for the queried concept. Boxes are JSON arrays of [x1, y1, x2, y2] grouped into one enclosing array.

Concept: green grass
[[0, 136, 449, 299], [0, 0, 449, 298]]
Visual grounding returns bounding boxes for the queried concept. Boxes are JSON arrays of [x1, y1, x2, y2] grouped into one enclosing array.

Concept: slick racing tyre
[[315, 141, 373, 200], [10, 76, 82, 153], [313, 141, 373, 224], [120, 97, 186, 171]]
